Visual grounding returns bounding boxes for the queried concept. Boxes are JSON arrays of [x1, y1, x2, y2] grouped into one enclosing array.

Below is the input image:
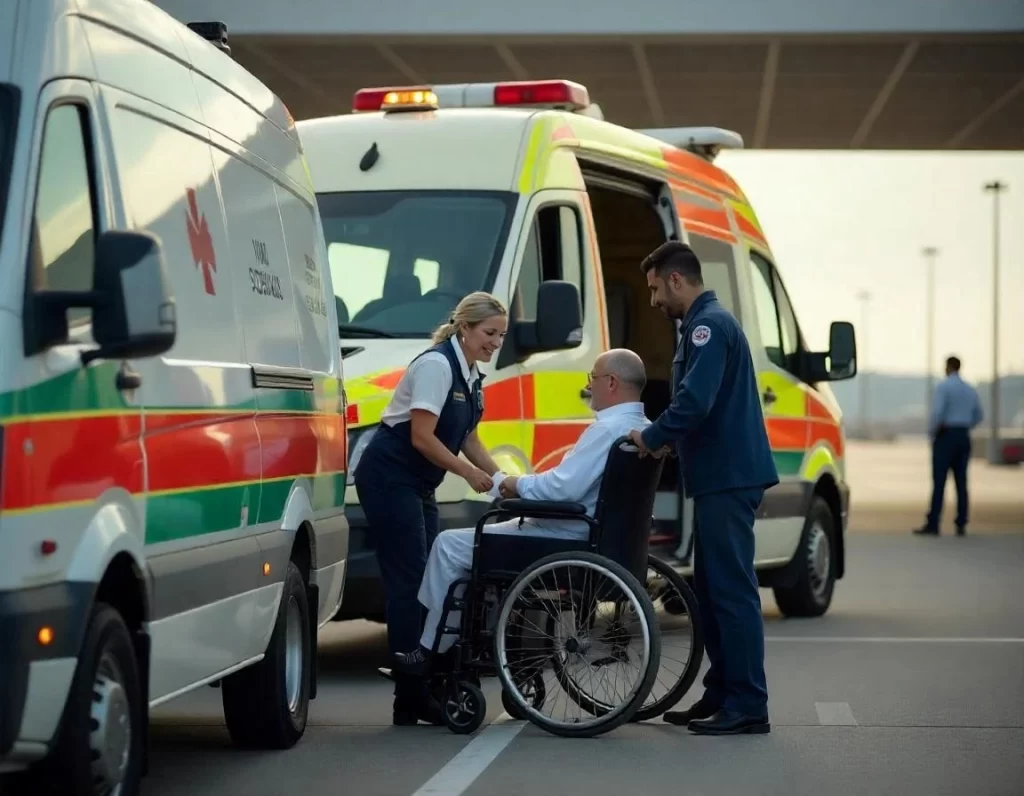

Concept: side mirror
[[827, 321, 857, 379], [85, 230, 177, 364], [804, 320, 857, 383], [515, 280, 583, 353]]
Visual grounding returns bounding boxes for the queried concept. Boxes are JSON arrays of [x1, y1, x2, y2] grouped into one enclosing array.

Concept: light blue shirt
[[930, 373, 983, 436], [515, 401, 650, 539]]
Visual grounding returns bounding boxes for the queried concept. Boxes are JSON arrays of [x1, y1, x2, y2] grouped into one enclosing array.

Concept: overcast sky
[[716, 149, 1024, 382]]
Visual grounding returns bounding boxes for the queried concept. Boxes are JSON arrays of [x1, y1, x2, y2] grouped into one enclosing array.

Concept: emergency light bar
[[638, 127, 744, 162], [353, 79, 591, 114]]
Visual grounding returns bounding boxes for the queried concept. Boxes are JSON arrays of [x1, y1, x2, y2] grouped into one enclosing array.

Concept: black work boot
[[663, 696, 722, 726], [392, 672, 444, 726]]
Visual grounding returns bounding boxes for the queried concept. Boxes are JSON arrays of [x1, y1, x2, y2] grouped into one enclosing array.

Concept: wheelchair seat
[[474, 436, 665, 585]]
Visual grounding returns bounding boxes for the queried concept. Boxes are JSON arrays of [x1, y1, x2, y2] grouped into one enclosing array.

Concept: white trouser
[[418, 519, 588, 654]]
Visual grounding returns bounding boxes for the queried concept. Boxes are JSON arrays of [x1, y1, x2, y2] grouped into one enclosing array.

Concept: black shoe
[[392, 672, 444, 726], [956, 525, 966, 536], [913, 526, 939, 536], [688, 709, 770, 735], [663, 697, 722, 726]]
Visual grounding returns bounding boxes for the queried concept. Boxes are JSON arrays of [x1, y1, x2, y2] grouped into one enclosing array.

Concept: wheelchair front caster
[[442, 681, 486, 735]]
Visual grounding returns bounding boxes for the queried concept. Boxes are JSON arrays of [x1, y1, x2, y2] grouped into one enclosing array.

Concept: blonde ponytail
[[431, 291, 507, 344]]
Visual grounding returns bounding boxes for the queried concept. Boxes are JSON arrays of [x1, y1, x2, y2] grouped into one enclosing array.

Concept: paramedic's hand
[[499, 476, 520, 499], [463, 466, 494, 494], [629, 429, 668, 459]]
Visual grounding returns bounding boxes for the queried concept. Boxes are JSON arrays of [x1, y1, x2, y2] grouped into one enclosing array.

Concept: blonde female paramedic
[[353, 291, 508, 726]]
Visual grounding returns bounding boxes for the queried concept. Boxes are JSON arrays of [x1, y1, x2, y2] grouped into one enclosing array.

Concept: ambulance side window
[[772, 268, 803, 375], [513, 204, 585, 321], [28, 103, 97, 339], [747, 251, 784, 369]]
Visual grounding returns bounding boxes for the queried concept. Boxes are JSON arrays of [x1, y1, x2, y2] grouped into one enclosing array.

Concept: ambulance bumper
[[333, 498, 494, 621], [0, 582, 91, 763]]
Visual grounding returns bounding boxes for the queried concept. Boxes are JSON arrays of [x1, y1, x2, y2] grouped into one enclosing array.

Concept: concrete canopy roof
[[220, 34, 1024, 151]]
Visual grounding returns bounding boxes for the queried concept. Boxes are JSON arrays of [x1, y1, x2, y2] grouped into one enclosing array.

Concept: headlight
[[346, 425, 377, 485]]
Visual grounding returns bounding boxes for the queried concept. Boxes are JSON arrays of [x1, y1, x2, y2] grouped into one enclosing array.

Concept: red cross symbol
[[186, 187, 217, 295]]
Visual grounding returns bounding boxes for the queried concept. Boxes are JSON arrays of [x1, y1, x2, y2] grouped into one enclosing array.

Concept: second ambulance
[[296, 80, 858, 624]]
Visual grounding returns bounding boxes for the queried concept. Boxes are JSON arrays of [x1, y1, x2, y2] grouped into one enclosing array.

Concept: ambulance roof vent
[[186, 21, 232, 57], [637, 127, 744, 162]]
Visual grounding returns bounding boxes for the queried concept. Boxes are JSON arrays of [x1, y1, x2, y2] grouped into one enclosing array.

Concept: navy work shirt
[[640, 290, 779, 497]]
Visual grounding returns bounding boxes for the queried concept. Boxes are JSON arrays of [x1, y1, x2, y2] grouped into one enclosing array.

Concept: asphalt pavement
[[143, 525, 1024, 796]]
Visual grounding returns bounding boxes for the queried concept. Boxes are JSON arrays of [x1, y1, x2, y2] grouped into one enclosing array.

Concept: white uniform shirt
[[381, 337, 480, 426], [513, 401, 651, 538]]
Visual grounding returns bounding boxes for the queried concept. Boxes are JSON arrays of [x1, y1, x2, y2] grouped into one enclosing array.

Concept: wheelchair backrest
[[592, 435, 665, 583]]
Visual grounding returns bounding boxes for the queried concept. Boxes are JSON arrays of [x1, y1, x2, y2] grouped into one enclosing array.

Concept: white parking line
[[411, 713, 525, 796], [815, 702, 858, 726], [765, 636, 1024, 644]]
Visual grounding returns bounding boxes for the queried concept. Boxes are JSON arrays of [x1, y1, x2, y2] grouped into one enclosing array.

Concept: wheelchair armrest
[[496, 498, 588, 516]]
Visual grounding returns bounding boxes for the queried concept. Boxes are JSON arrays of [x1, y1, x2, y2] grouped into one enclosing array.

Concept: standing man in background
[[629, 241, 779, 736], [916, 355, 983, 537]]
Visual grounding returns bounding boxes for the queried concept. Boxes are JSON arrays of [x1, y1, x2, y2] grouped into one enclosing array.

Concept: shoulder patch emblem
[[691, 325, 712, 347]]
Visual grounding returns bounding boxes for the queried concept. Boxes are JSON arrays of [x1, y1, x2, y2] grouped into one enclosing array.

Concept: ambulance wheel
[[773, 496, 836, 618], [443, 681, 487, 735], [0, 604, 144, 796], [222, 561, 311, 749]]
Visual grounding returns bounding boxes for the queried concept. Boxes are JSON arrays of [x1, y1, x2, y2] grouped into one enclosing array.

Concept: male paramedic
[[415, 348, 650, 665], [629, 241, 779, 736]]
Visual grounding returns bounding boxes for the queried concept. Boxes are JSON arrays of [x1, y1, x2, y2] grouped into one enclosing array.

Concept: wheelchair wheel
[[494, 551, 660, 738], [551, 555, 704, 722], [442, 679, 487, 735], [631, 555, 705, 721], [500, 671, 545, 720]]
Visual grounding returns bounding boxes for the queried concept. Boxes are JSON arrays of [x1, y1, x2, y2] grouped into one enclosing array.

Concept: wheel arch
[[812, 473, 844, 579]]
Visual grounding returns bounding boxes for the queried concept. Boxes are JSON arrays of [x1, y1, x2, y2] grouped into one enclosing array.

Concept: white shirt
[[381, 337, 480, 427], [511, 401, 651, 538]]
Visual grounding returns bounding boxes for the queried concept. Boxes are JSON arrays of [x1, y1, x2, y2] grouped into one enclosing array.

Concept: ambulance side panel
[[83, 18, 272, 700]]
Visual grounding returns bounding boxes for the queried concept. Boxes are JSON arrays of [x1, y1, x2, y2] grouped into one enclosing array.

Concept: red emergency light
[[493, 80, 589, 110], [351, 79, 591, 113]]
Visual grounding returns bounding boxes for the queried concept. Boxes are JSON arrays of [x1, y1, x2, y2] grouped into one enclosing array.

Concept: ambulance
[[296, 79, 857, 626], [0, 2, 348, 793]]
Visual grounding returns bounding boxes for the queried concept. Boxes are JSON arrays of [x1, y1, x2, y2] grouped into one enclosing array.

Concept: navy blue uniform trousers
[[927, 426, 971, 530], [692, 487, 769, 716], [356, 458, 440, 656]]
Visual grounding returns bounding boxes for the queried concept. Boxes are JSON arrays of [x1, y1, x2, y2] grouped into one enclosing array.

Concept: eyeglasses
[[587, 371, 614, 384]]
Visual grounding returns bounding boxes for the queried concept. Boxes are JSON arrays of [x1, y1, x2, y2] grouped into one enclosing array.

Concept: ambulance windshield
[[317, 189, 517, 338]]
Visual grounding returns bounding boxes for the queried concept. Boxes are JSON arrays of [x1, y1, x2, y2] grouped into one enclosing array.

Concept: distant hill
[[830, 372, 1024, 433]]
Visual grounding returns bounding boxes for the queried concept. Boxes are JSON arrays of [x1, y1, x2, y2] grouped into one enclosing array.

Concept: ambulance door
[[744, 248, 811, 561], [496, 190, 601, 475]]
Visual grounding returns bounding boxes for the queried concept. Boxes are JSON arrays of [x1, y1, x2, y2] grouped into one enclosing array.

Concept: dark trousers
[[692, 487, 768, 715], [354, 464, 440, 657], [926, 427, 971, 531]]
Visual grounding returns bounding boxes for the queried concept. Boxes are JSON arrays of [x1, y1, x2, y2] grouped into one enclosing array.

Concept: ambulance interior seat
[[353, 272, 421, 322], [604, 279, 631, 349]]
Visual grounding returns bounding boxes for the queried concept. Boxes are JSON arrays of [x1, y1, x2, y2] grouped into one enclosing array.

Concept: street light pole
[[983, 181, 1006, 463], [922, 246, 938, 426], [856, 290, 871, 437]]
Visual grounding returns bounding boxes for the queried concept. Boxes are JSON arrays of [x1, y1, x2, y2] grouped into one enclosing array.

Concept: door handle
[[116, 362, 142, 391], [762, 387, 776, 406]]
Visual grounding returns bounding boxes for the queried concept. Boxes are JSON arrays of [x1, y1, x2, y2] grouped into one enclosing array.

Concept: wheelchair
[[424, 436, 705, 738]]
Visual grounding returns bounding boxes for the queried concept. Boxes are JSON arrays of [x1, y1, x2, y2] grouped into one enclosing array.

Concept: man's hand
[[629, 429, 670, 459], [498, 475, 519, 499]]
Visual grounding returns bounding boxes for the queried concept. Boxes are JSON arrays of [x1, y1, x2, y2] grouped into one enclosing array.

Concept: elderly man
[[413, 348, 651, 661]]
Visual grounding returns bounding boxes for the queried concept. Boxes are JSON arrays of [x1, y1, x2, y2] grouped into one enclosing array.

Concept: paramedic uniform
[[418, 401, 650, 654], [640, 290, 779, 719], [354, 337, 484, 660]]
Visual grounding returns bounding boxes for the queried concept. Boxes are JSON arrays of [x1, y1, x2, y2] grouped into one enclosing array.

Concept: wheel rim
[[90, 652, 131, 796], [495, 557, 653, 731], [806, 521, 831, 601], [284, 595, 304, 713], [445, 688, 478, 728]]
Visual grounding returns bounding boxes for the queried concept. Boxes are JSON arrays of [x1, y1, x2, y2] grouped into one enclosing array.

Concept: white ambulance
[[0, 2, 349, 793]]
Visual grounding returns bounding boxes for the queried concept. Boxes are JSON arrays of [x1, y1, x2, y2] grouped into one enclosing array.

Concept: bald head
[[589, 349, 646, 410]]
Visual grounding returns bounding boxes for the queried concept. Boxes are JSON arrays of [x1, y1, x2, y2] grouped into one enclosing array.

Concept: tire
[[1, 604, 145, 796], [629, 555, 705, 721], [495, 551, 660, 738], [500, 671, 545, 720], [442, 681, 487, 735], [222, 560, 311, 749], [773, 496, 837, 618]]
